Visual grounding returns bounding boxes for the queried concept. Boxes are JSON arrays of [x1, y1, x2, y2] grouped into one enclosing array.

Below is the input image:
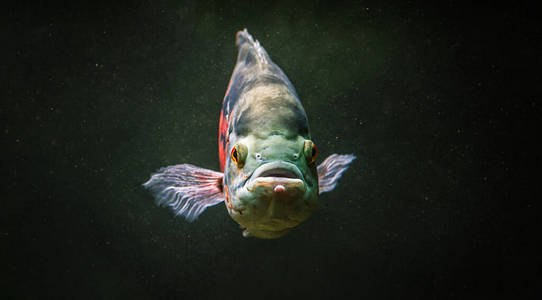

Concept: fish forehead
[[233, 84, 309, 138], [245, 134, 303, 155]]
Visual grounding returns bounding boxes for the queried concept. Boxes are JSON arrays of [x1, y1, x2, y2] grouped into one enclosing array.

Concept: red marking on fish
[[218, 109, 228, 172], [225, 185, 233, 209]]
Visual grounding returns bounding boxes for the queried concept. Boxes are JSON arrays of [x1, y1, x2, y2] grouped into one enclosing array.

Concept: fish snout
[[246, 161, 306, 197]]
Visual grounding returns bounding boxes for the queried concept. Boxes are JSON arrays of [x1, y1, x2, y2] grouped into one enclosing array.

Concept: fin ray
[[317, 154, 356, 194], [143, 164, 225, 221], [236, 28, 271, 67]]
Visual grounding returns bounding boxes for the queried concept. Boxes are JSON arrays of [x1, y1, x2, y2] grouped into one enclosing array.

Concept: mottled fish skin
[[218, 29, 319, 238]]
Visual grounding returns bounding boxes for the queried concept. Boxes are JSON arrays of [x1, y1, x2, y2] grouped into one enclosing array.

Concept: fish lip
[[251, 161, 304, 181], [246, 161, 305, 191]]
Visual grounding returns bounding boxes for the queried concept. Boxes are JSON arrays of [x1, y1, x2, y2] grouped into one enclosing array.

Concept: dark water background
[[2, 1, 540, 299]]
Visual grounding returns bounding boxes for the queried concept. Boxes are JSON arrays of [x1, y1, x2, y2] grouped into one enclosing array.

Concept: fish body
[[144, 29, 355, 239]]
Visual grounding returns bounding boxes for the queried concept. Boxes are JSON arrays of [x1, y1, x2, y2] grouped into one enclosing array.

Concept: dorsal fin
[[235, 28, 271, 68]]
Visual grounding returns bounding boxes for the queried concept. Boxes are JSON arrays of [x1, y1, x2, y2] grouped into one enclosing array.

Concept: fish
[[143, 29, 355, 239]]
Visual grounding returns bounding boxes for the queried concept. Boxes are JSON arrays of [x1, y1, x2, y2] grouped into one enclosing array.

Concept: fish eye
[[304, 140, 318, 165], [310, 143, 318, 164], [231, 143, 248, 167], [231, 147, 239, 164]]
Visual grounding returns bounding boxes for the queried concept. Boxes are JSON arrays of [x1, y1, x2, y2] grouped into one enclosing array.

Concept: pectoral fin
[[143, 164, 225, 221], [317, 154, 356, 194]]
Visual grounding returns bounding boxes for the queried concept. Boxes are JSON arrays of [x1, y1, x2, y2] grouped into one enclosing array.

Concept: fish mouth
[[247, 161, 305, 192], [258, 168, 299, 179]]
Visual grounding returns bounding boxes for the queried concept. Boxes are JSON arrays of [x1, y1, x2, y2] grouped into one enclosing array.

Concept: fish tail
[[236, 28, 271, 67]]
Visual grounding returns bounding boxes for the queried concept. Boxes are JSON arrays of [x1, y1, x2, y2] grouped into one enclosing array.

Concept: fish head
[[224, 133, 319, 238]]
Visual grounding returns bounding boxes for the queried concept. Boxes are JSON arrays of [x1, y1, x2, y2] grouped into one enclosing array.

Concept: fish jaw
[[226, 161, 318, 239]]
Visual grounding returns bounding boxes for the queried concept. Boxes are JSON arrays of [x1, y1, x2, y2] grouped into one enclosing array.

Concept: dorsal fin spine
[[236, 28, 269, 66]]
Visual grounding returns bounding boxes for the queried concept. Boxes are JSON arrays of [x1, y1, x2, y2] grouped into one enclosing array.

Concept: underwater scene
[[3, 1, 539, 299]]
